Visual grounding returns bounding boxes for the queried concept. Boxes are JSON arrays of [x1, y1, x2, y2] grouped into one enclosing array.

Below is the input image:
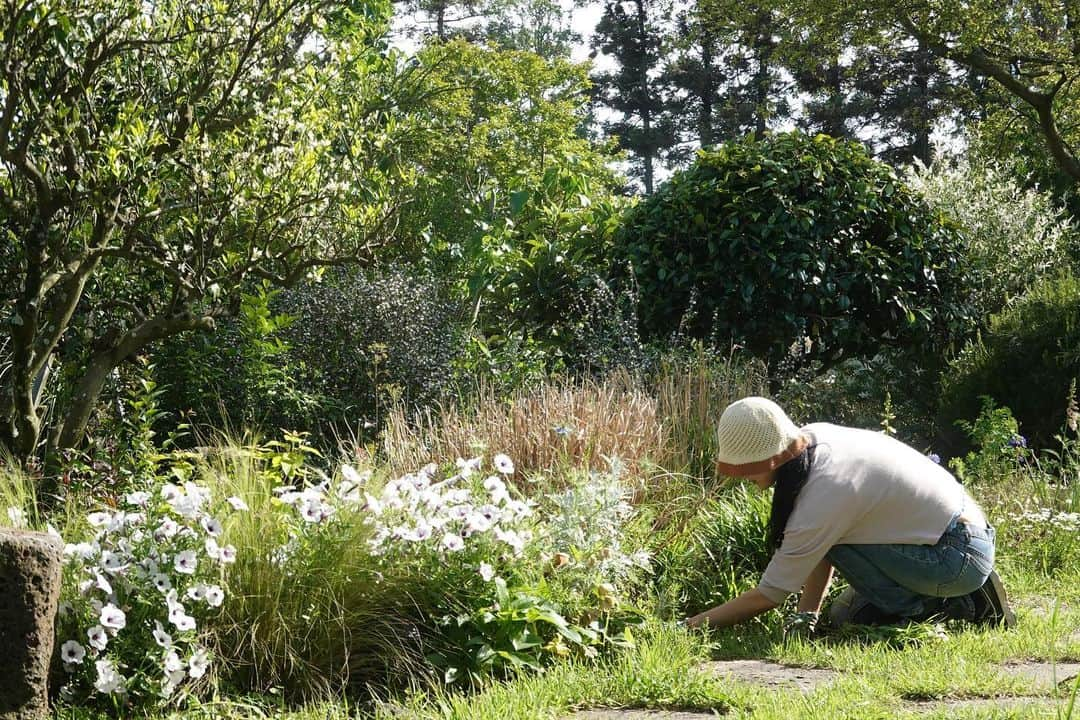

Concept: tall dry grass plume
[[381, 349, 765, 487]]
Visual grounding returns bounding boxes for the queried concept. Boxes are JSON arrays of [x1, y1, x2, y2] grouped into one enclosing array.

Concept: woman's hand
[[685, 588, 779, 629]]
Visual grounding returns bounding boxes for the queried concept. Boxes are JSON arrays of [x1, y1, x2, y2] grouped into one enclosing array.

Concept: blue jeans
[[826, 517, 996, 618]]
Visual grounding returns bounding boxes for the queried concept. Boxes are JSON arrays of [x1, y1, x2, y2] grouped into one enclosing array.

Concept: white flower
[[204, 537, 221, 560], [93, 572, 113, 595], [204, 584, 224, 608], [6, 506, 26, 528], [161, 483, 182, 502], [64, 541, 98, 561], [152, 573, 172, 593], [60, 640, 86, 665], [408, 521, 433, 542], [440, 533, 464, 552], [363, 492, 383, 516], [227, 495, 249, 511], [164, 649, 185, 676], [478, 562, 495, 582], [493, 454, 515, 475], [153, 621, 172, 648], [341, 464, 368, 487], [484, 476, 508, 501], [186, 584, 207, 602], [200, 516, 223, 536], [174, 550, 197, 575], [156, 518, 179, 540], [125, 491, 151, 506], [99, 550, 127, 575], [218, 545, 237, 564], [187, 648, 209, 679], [100, 603, 126, 631], [87, 625, 108, 651], [87, 511, 112, 528], [456, 456, 482, 479], [94, 658, 124, 694], [169, 607, 196, 632], [299, 498, 330, 523], [465, 513, 492, 534], [46, 523, 62, 540]]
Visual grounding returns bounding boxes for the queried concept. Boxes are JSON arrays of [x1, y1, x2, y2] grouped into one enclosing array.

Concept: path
[[567, 660, 1080, 718]]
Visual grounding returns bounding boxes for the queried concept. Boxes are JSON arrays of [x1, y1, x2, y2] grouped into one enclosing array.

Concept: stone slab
[[572, 711, 722, 720], [702, 659, 835, 693], [999, 661, 1080, 691]]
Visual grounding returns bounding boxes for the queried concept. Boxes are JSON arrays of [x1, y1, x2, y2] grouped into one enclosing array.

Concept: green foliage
[[907, 158, 1077, 322], [947, 397, 1030, 487], [0, 0, 410, 460], [278, 266, 466, 431], [652, 484, 772, 618], [154, 286, 317, 435], [614, 132, 972, 370], [428, 577, 612, 686], [939, 273, 1080, 451]]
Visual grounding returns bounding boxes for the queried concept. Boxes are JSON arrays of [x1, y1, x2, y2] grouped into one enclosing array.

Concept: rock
[[0, 529, 64, 720], [703, 659, 836, 693]]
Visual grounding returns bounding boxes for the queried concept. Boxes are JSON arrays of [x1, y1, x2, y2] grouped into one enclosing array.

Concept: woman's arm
[[685, 588, 778, 629], [797, 558, 834, 614]]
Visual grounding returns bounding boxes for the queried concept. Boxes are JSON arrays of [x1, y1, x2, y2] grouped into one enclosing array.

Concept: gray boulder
[[0, 529, 63, 720]]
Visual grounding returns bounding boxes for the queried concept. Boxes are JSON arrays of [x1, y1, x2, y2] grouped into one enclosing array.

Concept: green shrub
[[613, 132, 972, 371], [277, 265, 466, 430], [939, 273, 1080, 451], [906, 158, 1077, 323]]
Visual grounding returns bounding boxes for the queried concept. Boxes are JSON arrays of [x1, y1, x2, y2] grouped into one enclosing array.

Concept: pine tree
[[591, 0, 680, 193]]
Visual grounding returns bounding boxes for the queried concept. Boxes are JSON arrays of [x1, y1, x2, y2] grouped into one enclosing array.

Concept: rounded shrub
[[939, 273, 1080, 451], [613, 132, 972, 370]]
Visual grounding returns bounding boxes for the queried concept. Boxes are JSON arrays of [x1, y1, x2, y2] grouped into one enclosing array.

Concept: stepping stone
[[572, 711, 721, 719], [903, 696, 1057, 714], [998, 661, 1080, 691], [703, 659, 835, 693]]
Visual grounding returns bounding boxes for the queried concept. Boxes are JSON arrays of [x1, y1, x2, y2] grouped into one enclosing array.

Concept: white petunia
[[156, 518, 179, 540], [93, 572, 113, 595], [478, 562, 495, 582], [455, 456, 482, 479], [64, 541, 98, 561], [99, 551, 127, 575], [465, 513, 492, 534], [93, 658, 124, 694], [87, 511, 113, 528], [164, 649, 184, 674], [152, 573, 172, 593], [174, 550, 197, 575], [363, 492, 383, 516], [440, 533, 464, 552], [169, 608, 196, 632], [187, 648, 209, 679], [484, 476, 507, 500], [341, 464, 369, 487], [100, 603, 126, 631], [60, 640, 86, 665], [218, 545, 237, 564], [153, 621, 172, 648], [227, 495, 249, 511], [125, 491, 151, 507], [408, 521, 433, 542], [299, 498, 329, 523], [204, 585, 224, 608], [492, 453, 515, 475], [186, 584, 207, 602], [200, 515, 223, 536], [204, 537, 220, 560], [87, 625, 108, 651], [160, 483, 182, 502]]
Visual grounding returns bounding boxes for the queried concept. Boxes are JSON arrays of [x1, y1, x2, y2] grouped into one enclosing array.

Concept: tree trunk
[[700, 34, 715, 147], [635, 0, 655, 194]]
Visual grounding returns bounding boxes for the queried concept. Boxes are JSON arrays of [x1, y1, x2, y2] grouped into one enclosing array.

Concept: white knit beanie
[[715, 397, 807, 476]]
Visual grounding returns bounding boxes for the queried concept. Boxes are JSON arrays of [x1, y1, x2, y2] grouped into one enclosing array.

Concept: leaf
[[510, 190, 531, 216]]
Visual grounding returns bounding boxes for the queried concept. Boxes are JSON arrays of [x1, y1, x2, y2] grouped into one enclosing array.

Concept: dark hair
[[768, 445, 816, 550]]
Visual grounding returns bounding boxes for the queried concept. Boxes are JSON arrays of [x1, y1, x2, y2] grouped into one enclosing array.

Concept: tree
[[591, 0, 680, 193], [0, 0, 410, 469], [613, 132, 973, 371], [785, 0, 1080, 184]]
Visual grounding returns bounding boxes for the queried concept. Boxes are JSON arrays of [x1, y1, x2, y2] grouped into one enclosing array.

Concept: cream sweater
[[757, 422, 983, 604]]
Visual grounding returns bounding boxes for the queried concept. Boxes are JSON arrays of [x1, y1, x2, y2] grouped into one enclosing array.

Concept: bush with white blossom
[[56, 472, 242, 707]]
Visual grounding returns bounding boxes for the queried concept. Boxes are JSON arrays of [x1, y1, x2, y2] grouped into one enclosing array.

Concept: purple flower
[[1008, 434, 1027, 448], [927, 453, 941, 465]]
